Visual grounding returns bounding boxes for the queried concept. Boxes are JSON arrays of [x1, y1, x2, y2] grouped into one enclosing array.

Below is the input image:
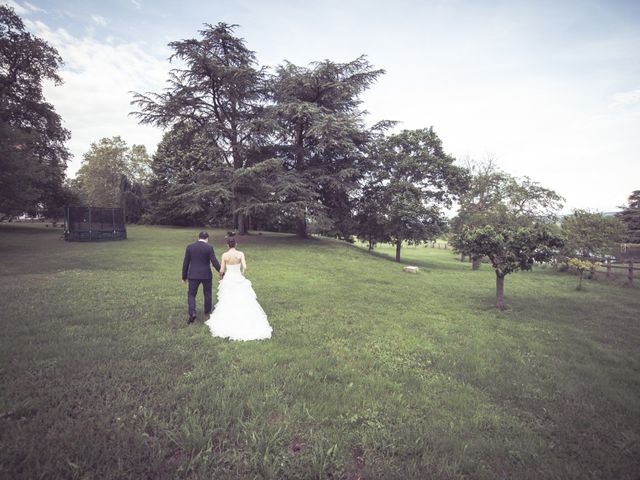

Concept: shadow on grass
[[350, 245, 474, 272], [0, 224, 64, 235]]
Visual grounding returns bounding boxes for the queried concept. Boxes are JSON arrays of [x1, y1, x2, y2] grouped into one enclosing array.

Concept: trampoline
[[64, 206, 127, 241]]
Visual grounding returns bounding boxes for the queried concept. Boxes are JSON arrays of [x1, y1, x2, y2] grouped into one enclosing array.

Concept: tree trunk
[[472, 255, 482, 270], [577, 271, 583, 290], [395, 240, 402, 262], [460, 254, 466, 262], [230, 128, 248, 236], [296, 216, 308, 239], [495, 273, 506, 310], [237, 211, 247, 235]]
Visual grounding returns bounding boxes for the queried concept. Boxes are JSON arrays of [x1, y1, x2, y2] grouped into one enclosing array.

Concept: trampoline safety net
[[64, 207, 127, 241]]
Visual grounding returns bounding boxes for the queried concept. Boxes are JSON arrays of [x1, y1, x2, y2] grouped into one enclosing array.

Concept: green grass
[[1, 223, 639, 479]]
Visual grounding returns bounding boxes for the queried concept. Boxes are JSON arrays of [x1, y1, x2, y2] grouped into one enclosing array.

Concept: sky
[[5, 0, 640, 213]]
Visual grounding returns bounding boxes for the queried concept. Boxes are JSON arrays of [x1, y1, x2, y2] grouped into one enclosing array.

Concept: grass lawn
[[1, 223, 639, 479]]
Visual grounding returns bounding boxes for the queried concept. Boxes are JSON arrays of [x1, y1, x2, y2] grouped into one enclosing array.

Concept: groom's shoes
[[187, 315, 196, 324]]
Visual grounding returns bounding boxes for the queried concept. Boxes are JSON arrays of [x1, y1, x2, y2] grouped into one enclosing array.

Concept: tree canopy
[[132, 23, 267, 234], [355, 127, 467, 261], [561, 209, 626, 260], [617, 190, 640, 244], [74, 136, 151, 222], [459, 223, 563, 309], [451, 174, 564, 309], [0, 5, 69, 218], [269, 56, 384, 238]]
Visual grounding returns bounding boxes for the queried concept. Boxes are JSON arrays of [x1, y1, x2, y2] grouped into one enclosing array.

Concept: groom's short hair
[[198, 231, 209, 240]]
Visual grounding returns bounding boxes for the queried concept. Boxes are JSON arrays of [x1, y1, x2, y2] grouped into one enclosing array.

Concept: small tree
[[459, 223, 563, 309], [567, 258, 597, 291], [561, 209, 626, 262]]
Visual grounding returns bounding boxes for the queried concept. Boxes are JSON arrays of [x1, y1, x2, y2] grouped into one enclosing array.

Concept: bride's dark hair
[[227, 236, 237, 248]]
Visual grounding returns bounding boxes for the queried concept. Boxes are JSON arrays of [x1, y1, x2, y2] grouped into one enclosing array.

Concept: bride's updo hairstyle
[[226, 231, 237, 248]]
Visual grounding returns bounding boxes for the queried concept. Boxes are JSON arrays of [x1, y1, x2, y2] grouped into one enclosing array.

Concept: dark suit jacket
[[182, 240, 221, 280]]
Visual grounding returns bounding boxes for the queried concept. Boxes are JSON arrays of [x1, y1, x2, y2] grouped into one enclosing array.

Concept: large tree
[[355, 128, 467, 262], [269, 56, 384, 238], [132, 23, 267, 234], [0, 6, 70, 218], [617, 190, 640, 244], [144, 122, 233, 226], [74, 136, 151, 222]]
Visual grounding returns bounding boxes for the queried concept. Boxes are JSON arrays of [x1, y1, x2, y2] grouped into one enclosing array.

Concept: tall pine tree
[[269, 56, 384, 238], [132, 23, 267, 234]]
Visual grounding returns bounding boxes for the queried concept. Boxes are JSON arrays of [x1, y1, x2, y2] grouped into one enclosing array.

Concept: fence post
[[628, 261, 634, 287]]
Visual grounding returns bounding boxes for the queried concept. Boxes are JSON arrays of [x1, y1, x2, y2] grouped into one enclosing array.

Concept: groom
[[182, 231, 222, 324]]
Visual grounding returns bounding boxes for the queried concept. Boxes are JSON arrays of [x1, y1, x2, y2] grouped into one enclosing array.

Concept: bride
[[205, 234, 272, 341]]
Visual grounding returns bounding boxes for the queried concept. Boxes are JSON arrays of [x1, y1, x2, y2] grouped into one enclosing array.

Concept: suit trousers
[[188, 278, 213, 317]]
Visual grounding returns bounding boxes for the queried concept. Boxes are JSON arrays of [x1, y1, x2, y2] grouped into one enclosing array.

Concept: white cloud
[[23, 1, 46, 13], [612, 89, 640, 106], [90, 14, 107, 27], [25, 19, 170, 176], [15, 0, 640, 213]]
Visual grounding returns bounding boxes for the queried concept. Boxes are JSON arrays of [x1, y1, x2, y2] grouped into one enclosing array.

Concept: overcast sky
[[6, 0, 640, 213]]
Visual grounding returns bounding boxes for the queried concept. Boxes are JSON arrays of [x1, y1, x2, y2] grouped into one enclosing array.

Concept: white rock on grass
[[403, 266, 419, 273]]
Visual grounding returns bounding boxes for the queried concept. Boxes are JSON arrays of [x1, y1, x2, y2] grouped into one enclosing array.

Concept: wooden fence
[[597, 259, 636, 286]]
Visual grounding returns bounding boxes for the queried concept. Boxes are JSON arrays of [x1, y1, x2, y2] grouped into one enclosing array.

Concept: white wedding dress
[[205, 263, 272, 341]]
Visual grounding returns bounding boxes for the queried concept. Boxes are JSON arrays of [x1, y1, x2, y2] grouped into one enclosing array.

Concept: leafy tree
[[450, 161, 564, 271], [0, 5, 70, 218], [75, 137, 128, 207], [132, 23, 267, 234], [567, 258, 597, 291], [617, 190, 640, 244], [459, 223, 563, 309], [353, 183, 388, 251], [74, 136, 151, 222], [269, 56, 384, 238], [449, 159, 510, 269], [451, 174, 564, 309], [561, 209, 626, 261], [355, 128, 466, 261], [144, 123, 233, 226]]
